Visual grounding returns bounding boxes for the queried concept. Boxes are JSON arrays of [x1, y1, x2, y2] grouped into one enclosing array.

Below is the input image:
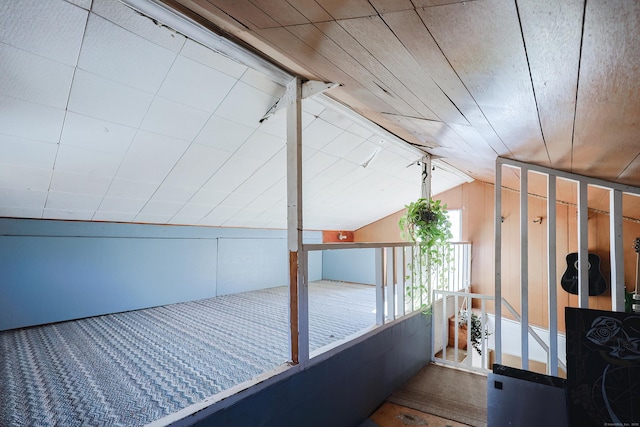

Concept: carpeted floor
[[0, 280, 375, 426], [388, 364, 487, 427]]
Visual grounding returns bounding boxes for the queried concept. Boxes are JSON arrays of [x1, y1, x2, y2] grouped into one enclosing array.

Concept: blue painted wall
[[0, 218, 322, 331], [321, 248, 376, 284], [190, 313, 432, 427]]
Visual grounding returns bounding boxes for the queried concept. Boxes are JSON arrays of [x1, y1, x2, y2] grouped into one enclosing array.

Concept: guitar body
[[561, 252, 607, 296]]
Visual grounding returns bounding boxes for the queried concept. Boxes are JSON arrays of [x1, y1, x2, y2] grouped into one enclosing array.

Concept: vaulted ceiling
[[2, 0, 639, 230], [161, 0, 640, 197], [0, 0, 471, 230]]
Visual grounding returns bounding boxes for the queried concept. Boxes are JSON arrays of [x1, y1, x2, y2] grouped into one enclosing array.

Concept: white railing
[[433, 290, 567, 375]]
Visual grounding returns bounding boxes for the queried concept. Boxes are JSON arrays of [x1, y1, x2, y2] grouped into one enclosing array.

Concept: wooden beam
[[547, 174, 558, 376], [287, 76, 307, 364], [610, 189, 624, 311], [520, 168, 529, 370], [494, 159, 503, 366], [578, 181, 589, 308]]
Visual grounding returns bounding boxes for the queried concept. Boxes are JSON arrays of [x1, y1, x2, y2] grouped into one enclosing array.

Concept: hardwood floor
[[368, 402, 471, 427]]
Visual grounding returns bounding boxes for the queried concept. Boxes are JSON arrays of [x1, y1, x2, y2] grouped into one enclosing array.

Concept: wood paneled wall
[[355, 181, 640, 331]]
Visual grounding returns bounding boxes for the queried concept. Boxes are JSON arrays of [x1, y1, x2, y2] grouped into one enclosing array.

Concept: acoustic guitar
[[560, 252, 607, 296]]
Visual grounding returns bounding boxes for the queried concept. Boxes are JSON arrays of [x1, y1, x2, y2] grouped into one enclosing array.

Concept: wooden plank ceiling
[[165, 0, 640, 208]]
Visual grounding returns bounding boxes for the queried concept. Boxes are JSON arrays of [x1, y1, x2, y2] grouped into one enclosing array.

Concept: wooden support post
[[287, 77, 307, 364], [578, 181, 589, 308], [520, 168, 529, 371], [494, 159, 503, 366], [547, 174, 558, 376], [375, 248, 385, 325], [610, 189, 624, 312]]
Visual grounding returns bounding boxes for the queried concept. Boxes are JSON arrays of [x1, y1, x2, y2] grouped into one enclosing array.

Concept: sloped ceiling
[[0, 0, 472, 231], [159, 0, 640, 215]]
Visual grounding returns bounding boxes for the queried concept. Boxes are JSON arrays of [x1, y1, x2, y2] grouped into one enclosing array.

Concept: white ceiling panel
[[133, 213, 173, 223], [106, 179, 158, 200], [240, 68, 285, 97], [79, 14, 177, 93], [0, 96, 65, 143], [55, 144, 123, 176], [150, 185, 198, 204], [158, 56, 237, 113], [50, 171, 112, 195], [214, 82, 279, 128], [43, 208, 94, 221], [65, 0, 92, 10], [174, 203, 215, 218], [0, 206, 43, 218], [189, 189, 229, 206], [0, 134, 57, 169], [202, 156, 265, 193], [45, 191, 103, 211], [194, 114, 255, 152], [61, 112, 136, 156], [0, 165, 52, 191], [140, 97, 210, 141], [97, 197, 147, 213], [92, 211, 137, 222], [0, 0, 87, 66], [0, 43, 74, 109], [161, 143, 231, 188], [321, 131, 366, 158], [234, 131, 285, 161], [302, 151, 339, 181], [0, 188, 47, 209], [179, 39, 247, 79], [116, 131, 189, 183], [139, 200, 183, 216], [92, 0, 186, 53], [68, 70, 154, 127], [302, 118, 344, 151]]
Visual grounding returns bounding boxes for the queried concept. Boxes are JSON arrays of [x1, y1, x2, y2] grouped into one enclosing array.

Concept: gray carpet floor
[[0, 280, 375, 426]]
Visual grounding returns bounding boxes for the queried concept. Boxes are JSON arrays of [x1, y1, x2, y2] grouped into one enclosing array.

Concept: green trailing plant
[[399, 198, 454, 311], [458, 309, 491, 356]]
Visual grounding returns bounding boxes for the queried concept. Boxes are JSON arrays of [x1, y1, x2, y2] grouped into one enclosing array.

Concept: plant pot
[[448, 316, 468, 350]]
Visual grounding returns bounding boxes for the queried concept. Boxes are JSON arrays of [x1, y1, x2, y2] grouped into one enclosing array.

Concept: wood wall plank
[[206, 0, 279, 29], [369, 0, 414, 14], [418, 0, 548, 165], [337, 15, 468, 125], [248, 0, 310, 27], [381, 10, 508, 157], [285, 0, 334, 22], [573, 0, 640, 180], [283, 23, 420, 118], [314, 0, 376, 20], [517, 0, 583, 171], [314, 20, 442, 122]]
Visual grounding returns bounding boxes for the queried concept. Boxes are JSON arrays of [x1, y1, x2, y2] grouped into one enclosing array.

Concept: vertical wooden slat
[[396, 246, 405, 317], [494, 159, 503, 365], [610, 189, 625, 311], [286, 77, 305, 363], [386, 247, 395, 321], [481, 298, 486, 370], [578, 181, 589, 308], [441, 291, 447, 361], [520, 168, 529, 370], [375, 247, 385, 325], [547, 174, 558, 376]]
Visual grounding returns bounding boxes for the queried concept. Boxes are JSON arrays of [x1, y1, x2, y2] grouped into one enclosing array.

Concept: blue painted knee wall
[[191, 313, 432, 427], [0, 218, 322, 331]]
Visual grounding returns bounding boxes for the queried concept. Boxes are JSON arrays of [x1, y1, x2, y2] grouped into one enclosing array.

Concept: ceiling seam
[[44, 3, 93, 218], [569, 0, 588, 175], [513, 0, 551, 167]]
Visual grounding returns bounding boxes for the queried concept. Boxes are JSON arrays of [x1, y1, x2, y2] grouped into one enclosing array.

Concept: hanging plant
[[399, 198, 453, 251], [399, 198, 454, 311]]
